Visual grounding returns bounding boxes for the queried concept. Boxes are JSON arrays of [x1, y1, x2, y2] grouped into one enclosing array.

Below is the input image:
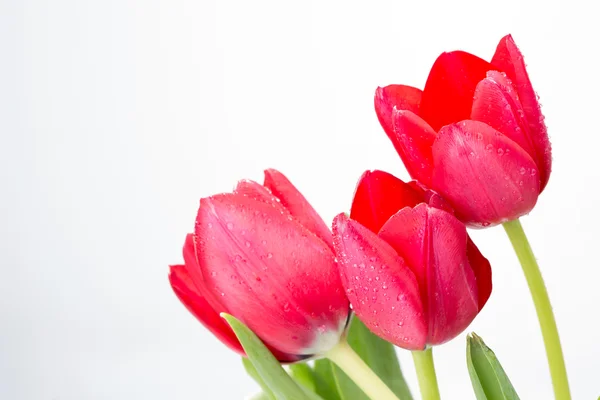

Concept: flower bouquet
[[168, 35, 571, 400]]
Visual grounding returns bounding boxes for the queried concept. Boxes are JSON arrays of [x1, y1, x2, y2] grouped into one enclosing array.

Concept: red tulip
[[169, 169, 350, 362], [375, 35, 551, 227], [333, 170, 492, 349]]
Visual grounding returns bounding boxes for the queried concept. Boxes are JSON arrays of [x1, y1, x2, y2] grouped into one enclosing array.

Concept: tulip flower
[[374, 35, 551, 227], [333, 170, 492, 349], [333, 170, 492, 399], [169, 169, 350, 362]]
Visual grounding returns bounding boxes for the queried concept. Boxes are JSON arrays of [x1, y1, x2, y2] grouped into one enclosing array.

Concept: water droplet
[[497, 148, 504, 156], [207, 222, 213, 228], [267, 252, 273, 259], [226, 222, 234, 230], [382, 284, 388, 290], [346, 288, 354, 295], [397, 294, 405, 301], [520, 167, 526, 175], [261, 240, 267, 245], [476, 133, 483, 140], [220, 292, 225, 297], [283, 302, 290, 312], [485, 144, 493, 152], [210, 271, 217, 277], [245, 241, 251, 248], [235, 255, 242, 261], [530, 169, 537, 176], [397, 321, 404, 327]]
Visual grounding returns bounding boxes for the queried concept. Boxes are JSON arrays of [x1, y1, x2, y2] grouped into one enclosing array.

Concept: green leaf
[[347, 317, 413, 399], [243, 358, 275, 400], [223, 314, 309, 400], [467, 333, 520, 400], [289, 363, 317, 392], [312, 359, 342, 400]]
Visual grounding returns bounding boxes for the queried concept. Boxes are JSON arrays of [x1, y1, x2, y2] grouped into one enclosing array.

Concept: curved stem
[[326, 339, 401, 400], [503, 219, 571, 400], [411, 348, 440, 400]]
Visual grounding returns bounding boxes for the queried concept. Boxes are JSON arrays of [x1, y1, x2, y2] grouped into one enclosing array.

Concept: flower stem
[[411, 348, 440, 400], [503, 218, 571, 400], [326, 339, 401, 400]]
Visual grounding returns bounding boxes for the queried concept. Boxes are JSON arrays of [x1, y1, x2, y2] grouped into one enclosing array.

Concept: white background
[[1, 0, 598, 399]]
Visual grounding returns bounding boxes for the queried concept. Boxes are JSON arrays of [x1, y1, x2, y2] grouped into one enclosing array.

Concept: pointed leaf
[[223, 314, 309, 400], [347, 317, 414, 399], [467, 333, 520, 400], [289, 363, 317, 392], [243, 358, 276, 400], [313, 359, 342, 400]]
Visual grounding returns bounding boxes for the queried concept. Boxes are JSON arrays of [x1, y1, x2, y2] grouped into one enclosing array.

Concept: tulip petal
[[390, 109, 436, 186], [263, 169, 333, 250], [196, 193, 348, 356], [420, 51, 494, 131], [472, 71, 541, 176], [431, 120, 540, 227], [350, 170, 424, 233], [379, 204, 479, 345], [375, 84, 423, 139], [492, 35, 551, 191], [466, 237, 492, 310], [169, 263, 245, 355], [332, 213, 427, 350]]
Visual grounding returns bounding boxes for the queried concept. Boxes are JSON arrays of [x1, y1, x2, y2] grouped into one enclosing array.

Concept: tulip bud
[[374, 35, 551, 228], [333, 170, 491, 349], [169, 169, 350, 361]]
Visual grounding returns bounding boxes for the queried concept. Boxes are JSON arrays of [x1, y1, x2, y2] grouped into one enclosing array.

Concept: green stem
[[326, 339, 401, 400], [411, 348, 440, 400], [503, 219, 571, 400]]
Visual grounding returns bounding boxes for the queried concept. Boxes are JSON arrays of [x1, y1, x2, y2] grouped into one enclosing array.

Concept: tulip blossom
[[375, 35, 551, 227], [169, 169, 349, 362], [333, 170, 492, 350]]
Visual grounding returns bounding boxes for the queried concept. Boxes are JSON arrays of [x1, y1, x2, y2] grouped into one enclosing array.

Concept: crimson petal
[[332, 213, 427, 350], [375, 84, 422, 139], [196, 193, 348, 356], [472, 71, 540, 173], [169, 263, 244, 355], [350, 170, 424, 233], [466, 237, 492, 310], [492, 35, 551, 191], [390, 109, 436, 187], [420, 51, 493, 131], [379, 204, 479, 345], [263, 169, 333, 250], [431, 120, 540, 227]]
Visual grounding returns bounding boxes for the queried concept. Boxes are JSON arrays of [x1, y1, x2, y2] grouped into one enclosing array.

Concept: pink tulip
[[333, 170, 492, 349], [169, 169, 349, 361], [375, 35, 551, 227]]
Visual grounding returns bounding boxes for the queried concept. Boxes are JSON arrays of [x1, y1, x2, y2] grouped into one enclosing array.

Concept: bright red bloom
[[375, 35, 551, 227], [333, 170, 491, 349], [169, 169, 349, 362]]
